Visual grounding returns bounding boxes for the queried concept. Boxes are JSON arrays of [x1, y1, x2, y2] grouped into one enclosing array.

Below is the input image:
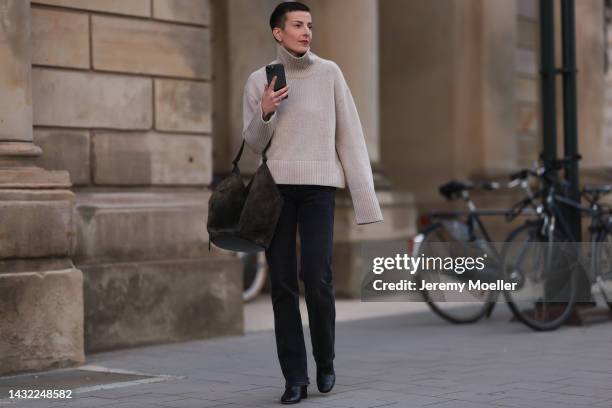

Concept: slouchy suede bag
[[207, 138, 283, 253]]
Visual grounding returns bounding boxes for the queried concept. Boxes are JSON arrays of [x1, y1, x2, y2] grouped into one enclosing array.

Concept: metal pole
[[539, 0, 557, 173], [560, 0, 593, 304], [539, 0, 588, 306], [560, 0, 580, 218]]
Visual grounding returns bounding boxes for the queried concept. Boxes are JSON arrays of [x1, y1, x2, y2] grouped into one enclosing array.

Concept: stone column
[[302, 0, 416, 297], [306, 0, 380, 162], [574, 0, 608, 178], [481, 0, 517, 175], [378, 0, 524, 243], [0, 0, 84, 375], [380, 0, 518, 202], [380, 0, 483, 206]]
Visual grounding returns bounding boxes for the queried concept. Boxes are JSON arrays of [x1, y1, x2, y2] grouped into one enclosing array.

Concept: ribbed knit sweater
[[242, 43, 383, 225]]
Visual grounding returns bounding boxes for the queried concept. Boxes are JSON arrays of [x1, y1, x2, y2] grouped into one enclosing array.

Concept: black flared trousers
[[265, 184, 336, 387]]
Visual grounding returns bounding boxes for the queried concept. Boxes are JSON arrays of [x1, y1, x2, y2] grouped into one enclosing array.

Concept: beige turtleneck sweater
[[242, 43, 383, 225]]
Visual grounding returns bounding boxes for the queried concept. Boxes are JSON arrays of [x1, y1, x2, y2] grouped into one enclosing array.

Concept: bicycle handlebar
[[509, 155, 582, 182]]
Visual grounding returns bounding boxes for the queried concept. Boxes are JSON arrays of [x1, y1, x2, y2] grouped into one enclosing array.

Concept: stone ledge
[[0, 258, 74, 274], [0, 142, 43, 157], [81, 257, 243, 353], [32, 68, 152, 129], [0, 167, 71, 189], [74, 191, 215, 264]]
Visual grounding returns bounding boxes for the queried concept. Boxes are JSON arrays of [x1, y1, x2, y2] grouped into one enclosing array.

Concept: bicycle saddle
[[439, 180, 473, 200]]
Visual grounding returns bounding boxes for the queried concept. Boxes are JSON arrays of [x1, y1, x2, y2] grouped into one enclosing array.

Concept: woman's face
[[274, 11, 312, 56]]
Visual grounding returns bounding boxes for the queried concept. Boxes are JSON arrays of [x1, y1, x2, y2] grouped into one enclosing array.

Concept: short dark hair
[[269, 1, 310, 31]]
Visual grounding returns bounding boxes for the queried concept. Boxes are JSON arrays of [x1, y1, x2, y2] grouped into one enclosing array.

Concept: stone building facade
[[0, 0, 609, 376]]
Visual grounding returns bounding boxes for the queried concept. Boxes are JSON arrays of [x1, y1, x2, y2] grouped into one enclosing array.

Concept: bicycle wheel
[[592, 231, 612, 310], [239, 251, 268, 302], [502, 223, 577, 330], [415, 222, 497, 324]]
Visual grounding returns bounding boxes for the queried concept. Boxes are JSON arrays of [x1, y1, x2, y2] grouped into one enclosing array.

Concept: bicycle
[[239, 251, 268, 302], [412, 180, 520, 324], [501, 159, 612, 330], [239, 234, 305, 302]]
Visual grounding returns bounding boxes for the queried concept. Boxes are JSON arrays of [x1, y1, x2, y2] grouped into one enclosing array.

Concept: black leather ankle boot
[[280, 385, 307, 404], [317, 367, 335, 393]]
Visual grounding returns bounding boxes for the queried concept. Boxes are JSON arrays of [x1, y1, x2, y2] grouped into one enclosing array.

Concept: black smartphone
[[265, 63, 288, 98]]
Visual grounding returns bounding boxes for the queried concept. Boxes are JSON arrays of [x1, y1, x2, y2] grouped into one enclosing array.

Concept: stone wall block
[[0, 190, 76, 259], [155, 79, 212, 133], [82, 258, 243, 352], [92, 131, 211, 185], [31, 7, 89, 69], [92, 16, 210, 78], [153, 0, 210, 25], [32, 0, 151, 17], [33, 129, 90, 185], [32, 68, 152, 129]]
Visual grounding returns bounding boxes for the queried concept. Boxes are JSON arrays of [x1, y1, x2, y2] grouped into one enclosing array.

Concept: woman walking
[[241, 2, 383, 404]]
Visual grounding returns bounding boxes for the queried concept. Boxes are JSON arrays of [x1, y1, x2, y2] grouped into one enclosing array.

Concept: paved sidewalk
[[3, 304, 612, 408], [244, 295, 431, 332]]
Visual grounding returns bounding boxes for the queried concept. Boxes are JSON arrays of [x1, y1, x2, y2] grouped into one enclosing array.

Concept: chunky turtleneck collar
[[275, 43, 316, 77]]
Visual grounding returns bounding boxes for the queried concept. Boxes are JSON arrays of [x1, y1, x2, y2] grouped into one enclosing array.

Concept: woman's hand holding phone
[[261, 76, 289, 121]]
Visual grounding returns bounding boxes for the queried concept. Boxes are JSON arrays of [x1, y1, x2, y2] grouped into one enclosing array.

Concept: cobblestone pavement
[[3, 305, 612, 408]]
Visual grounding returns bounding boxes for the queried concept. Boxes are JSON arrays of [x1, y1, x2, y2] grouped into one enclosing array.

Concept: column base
[[0, 260, 85, 376], [333, 189, 417, 298]]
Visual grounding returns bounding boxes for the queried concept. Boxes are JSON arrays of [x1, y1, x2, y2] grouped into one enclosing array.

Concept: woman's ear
[[272, 27, 282, 43]]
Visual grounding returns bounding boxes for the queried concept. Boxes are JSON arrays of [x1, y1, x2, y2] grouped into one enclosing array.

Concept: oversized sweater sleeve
[[242, 72, 279, 154], [333, 64, 384, 225]]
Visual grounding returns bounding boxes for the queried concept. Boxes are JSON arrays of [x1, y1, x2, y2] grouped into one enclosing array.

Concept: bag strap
[[232, 135, 273, 168]]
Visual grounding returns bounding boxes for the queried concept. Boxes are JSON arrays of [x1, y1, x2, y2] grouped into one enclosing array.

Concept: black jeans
[[265, 184, 337, 387]]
